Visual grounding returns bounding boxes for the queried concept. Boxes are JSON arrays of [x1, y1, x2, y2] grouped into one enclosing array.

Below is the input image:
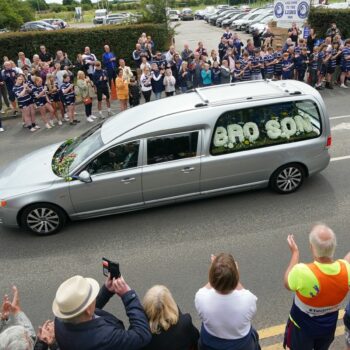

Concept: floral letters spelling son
[[213, 114, 314, 149]]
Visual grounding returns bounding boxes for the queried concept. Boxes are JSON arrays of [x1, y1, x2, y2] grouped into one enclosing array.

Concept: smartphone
[[102, 257, 121, 279]]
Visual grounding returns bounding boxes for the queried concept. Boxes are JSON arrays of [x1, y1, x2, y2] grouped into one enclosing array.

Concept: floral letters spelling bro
[[213, 111, 315, 151]]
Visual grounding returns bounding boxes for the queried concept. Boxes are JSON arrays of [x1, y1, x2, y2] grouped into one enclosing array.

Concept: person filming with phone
[[53, 266, 152, 350]]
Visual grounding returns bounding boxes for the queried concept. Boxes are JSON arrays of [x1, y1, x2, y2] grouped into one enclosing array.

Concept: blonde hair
[[77, 70, 86, 80], [143, 285, 179, 334]]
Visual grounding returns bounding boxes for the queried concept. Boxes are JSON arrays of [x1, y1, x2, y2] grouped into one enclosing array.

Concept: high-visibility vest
[[294, 260, 349, 316]]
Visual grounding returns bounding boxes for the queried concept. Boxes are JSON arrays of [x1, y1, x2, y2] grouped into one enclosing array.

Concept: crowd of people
[[0, 22, 349, 133], [0, 224, 350, 350]]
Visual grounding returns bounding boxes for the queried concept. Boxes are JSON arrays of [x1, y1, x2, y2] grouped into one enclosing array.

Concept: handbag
[[83, 97, 92, 105]]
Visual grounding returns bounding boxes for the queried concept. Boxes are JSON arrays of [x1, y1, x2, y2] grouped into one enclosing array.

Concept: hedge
[[0, 24, 171, 69], [308, 8, 350, 39]]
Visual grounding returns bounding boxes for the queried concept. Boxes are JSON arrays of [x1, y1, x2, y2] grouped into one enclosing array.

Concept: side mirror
[[78, 170, 92, 183]]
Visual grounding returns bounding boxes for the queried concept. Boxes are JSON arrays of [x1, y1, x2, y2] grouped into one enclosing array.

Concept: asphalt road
[[0, 20, 350, 348]]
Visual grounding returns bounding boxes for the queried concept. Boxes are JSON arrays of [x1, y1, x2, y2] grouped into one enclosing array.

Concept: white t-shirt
[[195, 287, 257, 339]]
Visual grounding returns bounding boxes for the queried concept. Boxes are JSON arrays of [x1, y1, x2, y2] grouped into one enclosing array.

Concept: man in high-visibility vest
[[283, 224, 350, 350]]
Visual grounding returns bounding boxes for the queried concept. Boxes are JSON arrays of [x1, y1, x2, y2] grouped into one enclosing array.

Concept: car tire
[[20, 203, 67, 236], [270, 163, 305, 194]]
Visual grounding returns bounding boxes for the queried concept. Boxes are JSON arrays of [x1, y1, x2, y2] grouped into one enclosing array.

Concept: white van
[[93, 9, 108, 24]]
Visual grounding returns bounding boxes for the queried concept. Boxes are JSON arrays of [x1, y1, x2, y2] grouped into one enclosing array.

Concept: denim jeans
[[154, 92, 162, 100]]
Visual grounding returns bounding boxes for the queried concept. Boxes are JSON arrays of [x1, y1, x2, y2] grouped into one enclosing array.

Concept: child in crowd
[[251, 49, 263, 80], [294, 47, 309, 82], [201, 63, 212, 86], [274, 44, 283, 80], [281, 52, 294, 80], [128, 77, 141, 106], [32, 76, 56, 129], [233, 61, 244, 82], [60, 74, 78, 125], [240, 52, 252, 81], [163, 68, 176, 97], [211, 61, 221, 85], [309, 46, 320, 88], [264, 47, 276, 79]]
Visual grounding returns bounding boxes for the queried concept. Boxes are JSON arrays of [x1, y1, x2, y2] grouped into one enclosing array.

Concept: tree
[[141, 0, 167, 24], [0, 0, 34, 30], [26, 0, 49, 11], [81, 0, 92, 4]]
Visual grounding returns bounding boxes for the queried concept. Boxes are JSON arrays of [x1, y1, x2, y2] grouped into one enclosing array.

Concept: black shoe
[[73, 119, 80, 123], [69, 122, 76, 125]]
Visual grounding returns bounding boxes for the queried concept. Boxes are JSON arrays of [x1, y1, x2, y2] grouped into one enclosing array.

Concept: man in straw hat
[[53, 275, 151, 350]]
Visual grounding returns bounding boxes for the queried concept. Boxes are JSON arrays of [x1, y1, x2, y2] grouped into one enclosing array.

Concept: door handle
[[121, 177, 135, 184], [181, 167, 195, 173]]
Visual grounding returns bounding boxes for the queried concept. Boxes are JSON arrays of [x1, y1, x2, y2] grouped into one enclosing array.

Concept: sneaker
[[22, 122, 26, 128], [86, 116, 94, 122], [45, 123, 52, 129], [99, 112, 105, 119], [0, 128, 4, 132], [0, 110, 4, 114], [58, 120, 63, 126], [34, 125, 41, 130], [30, 127, 37, 132], [107, 110, 112, 117], [90, 115, 97, 119], [49, 120, 55, 127], [64, 113, 69, 121], [340, 84, 348, 89]]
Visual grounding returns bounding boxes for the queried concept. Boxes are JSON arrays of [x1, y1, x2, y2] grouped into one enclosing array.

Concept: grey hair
[[0, 326, 34, 350], [309, 224, 337, 259]]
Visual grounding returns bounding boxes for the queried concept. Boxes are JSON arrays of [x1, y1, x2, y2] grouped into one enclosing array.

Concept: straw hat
[[52, 275, 100, 319]]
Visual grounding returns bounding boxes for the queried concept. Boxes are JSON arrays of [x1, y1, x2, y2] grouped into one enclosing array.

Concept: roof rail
[[194, 88, 209, 104]]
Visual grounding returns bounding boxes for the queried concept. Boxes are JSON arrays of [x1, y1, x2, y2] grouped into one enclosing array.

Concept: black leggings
[[0, 84, 10, 110], [84, 103, 92, 117], [142, 90, 152, 103]]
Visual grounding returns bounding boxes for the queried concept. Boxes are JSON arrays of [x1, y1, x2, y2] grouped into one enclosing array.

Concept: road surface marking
[[331, 122, 350, 131], [331, 155, 350, 162], [330, 115, 350, 120], [259, 310, 344, 340]]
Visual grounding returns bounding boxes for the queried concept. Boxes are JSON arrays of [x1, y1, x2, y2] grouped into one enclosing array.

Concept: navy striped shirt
[[264, 54, 275, 74], [60, 82, 75, 105], [341, 47, 350, 69], [13, 84, 33, 109], [32, 86, 48, 107], [274, 51, 283, 73]]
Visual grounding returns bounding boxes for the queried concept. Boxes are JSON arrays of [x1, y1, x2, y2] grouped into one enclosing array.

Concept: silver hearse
[[0, 80, 331, 235]]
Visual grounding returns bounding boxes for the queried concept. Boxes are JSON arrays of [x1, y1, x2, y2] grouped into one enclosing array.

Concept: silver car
[[0, 81, 331, 235]]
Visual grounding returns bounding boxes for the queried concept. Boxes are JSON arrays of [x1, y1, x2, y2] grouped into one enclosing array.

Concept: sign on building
[[273, 0, 310, 22]]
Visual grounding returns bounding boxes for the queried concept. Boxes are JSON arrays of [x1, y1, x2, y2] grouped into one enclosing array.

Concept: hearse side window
[[147, 132, 198, 165], [210, 100, 321, 156], [86, 141, 139, 175]]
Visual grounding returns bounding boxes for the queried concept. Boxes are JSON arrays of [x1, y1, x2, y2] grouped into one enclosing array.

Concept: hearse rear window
[[210, 100, 321, 155]]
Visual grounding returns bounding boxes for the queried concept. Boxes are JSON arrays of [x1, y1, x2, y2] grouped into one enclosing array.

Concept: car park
[[180, 8, 194, 20], [167, 9, 180, 21], [241, 10, 273, 32], [0, 80, 331, 236], [194, 6, 215, 20], [249, 15, 273, 34], [216, 10, 242, 27], [205, 8, 227, 22], [221, 12, 247, 27], [209, 8, 236, 25], [231, 9, 267, 30]]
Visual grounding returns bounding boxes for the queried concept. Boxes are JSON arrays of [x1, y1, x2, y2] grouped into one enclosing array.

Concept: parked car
[[205, 8, 227, 22], [180, 8, 194, 20], [240, 10, 273, 32], [103, 13, 129, 25], [222, 12, 246, 27], [216, 10, 242, 27], [248, 15, 273, 34], [209, 8, 236, 25], [231, 9, 266, 30], [20, 21, 55, 32], [93, 9, 108, 24], [167, 9, 180, 21], [0, 81, 331, 235], [0, 28, 10, 34], [41, 18, 68, 29], [194, 6, 215, 20]]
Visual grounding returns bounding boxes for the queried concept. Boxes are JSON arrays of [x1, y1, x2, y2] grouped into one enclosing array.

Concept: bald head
[[309, 224, 336, 259]]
